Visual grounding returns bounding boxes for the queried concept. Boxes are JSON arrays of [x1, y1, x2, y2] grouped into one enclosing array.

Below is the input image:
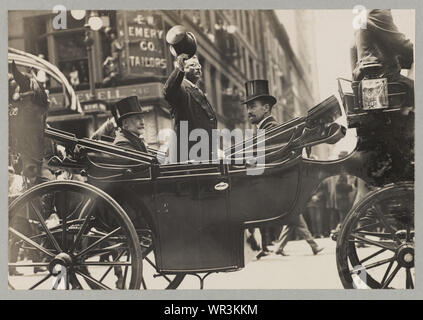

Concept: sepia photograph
[[7, 5, 415, 292]]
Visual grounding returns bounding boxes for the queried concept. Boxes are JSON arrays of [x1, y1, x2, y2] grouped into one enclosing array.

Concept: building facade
[[9, 9, 319, 150]]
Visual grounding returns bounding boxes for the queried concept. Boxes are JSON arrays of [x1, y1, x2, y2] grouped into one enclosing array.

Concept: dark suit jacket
[[351, 9, 413, 81], [113, 129, 147, 153], [258, 115, 279, 131], [163, 68, 217, 137]]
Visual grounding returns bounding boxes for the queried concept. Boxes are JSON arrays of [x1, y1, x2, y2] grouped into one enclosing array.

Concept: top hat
[[166, 25, 197, 59], [113, 96, 144, 126], [241, 80, 276, 106]]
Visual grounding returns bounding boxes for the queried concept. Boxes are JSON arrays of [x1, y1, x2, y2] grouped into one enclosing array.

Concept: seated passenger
[[112, 96, 148, 152]]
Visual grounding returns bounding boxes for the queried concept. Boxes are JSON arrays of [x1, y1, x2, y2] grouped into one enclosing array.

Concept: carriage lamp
[[361, 78, 389, 110]]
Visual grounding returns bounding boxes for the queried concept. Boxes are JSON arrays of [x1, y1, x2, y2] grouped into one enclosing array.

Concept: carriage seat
[[305, 95, 342, 127], [86, 151, 152, 182], [227, 95, 344, 162], [265, 95, 343, 150]]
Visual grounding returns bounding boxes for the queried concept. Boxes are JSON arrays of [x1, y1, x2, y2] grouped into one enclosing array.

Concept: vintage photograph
[[8, 8, 415, 290]]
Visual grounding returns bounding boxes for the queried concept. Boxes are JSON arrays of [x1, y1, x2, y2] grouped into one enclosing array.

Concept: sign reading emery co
[[49, 82, 163, 111], [118, 11, 168, 76]]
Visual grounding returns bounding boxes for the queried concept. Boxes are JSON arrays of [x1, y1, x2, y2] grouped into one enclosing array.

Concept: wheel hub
[[48, 252, 73, 275], [396, 244, 414, 268], [394, 230, 407, 242]]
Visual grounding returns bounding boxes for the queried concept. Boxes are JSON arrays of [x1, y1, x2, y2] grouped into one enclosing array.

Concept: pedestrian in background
[[274, 213, 324, 256], [306, 180, 327, 238]]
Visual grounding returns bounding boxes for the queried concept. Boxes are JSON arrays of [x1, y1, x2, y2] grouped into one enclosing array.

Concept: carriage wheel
[[336, 182, 414, 289], [137, 229, 185, 289], [8, 180, 143, 290]]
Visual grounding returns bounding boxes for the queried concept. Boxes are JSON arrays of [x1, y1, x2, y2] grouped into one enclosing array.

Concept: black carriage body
[[41, 88, 414, 277], [86, 155, 303, 273]]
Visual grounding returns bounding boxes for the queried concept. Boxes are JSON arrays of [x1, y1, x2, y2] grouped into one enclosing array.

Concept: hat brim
[[241, 94, 276, 106], [116, 111, 144, 125]]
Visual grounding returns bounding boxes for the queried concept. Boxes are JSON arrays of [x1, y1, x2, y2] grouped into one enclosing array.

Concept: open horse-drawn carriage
[[8, 49, 414, 290]]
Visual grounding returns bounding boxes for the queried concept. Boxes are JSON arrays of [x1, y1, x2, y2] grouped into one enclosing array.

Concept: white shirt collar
[[185, 78, 197, 88], [256, 115, 273, 130], [185, 78, 203, 92]]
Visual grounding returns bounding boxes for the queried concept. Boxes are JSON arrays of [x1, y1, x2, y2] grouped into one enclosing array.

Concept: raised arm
[[162, 67, 185, 102]]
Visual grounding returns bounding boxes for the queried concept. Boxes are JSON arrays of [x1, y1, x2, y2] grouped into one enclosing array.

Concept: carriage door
[[154, 164, 234, 272]]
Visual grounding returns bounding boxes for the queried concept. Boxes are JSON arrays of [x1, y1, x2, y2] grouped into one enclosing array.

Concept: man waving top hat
[[112, 96, 148, 153], [163, 26, 217, 161]]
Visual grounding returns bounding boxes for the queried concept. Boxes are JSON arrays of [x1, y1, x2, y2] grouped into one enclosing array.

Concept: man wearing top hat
[[242, 80, 324, 258], [112, 96, 148, 153], [163, 26, 217, 160], [242, 80, 278, 259]]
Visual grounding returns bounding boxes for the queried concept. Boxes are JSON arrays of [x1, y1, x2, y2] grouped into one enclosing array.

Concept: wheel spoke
[[353, 222, 382, 233], [372, 204, 396, 237], [406, 268, 414, 289], [361, 257, 394, 271], [69, 272, 83, 290], [79, 261, 132, 266], [9, 227, 55, 258], [122, 253, 130, 290], [30, 201, 62, 253], [65, 268, 70, 290], [381, 259, 394, 285], [99, 250, 127, 283], [80, 243, 125, 260], [381, 264, 401, 289], [9, 262, 49, 268], [30, 228, 62, 240], [355, 231, 393, 239], [141, 278, 147, 289], [75, 227, 122, 258], [74, 270, 111, 290], [59, 193, 69, 252], [28, 273, 52, 290], [68, 199, 95, 254], [66, 197, 86, 221], [350, 233, 396, 251], [359, 248, 387, 264]]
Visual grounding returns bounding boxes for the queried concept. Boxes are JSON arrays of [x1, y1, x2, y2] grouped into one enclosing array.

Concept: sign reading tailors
[[117, 11, 168, 77]]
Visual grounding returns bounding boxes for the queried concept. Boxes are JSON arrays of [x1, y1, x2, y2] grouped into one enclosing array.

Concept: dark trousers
[[308, 206, 324, 237], [276, 214, 318, 252]]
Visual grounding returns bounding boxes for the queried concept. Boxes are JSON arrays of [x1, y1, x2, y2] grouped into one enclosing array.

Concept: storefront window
[[56, 32, 89, 87]]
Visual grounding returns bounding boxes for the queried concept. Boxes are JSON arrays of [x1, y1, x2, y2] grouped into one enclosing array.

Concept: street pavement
[[8, 237, 342, 290], [9, 236, 412, 290], [177, 237, 343, 289]]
